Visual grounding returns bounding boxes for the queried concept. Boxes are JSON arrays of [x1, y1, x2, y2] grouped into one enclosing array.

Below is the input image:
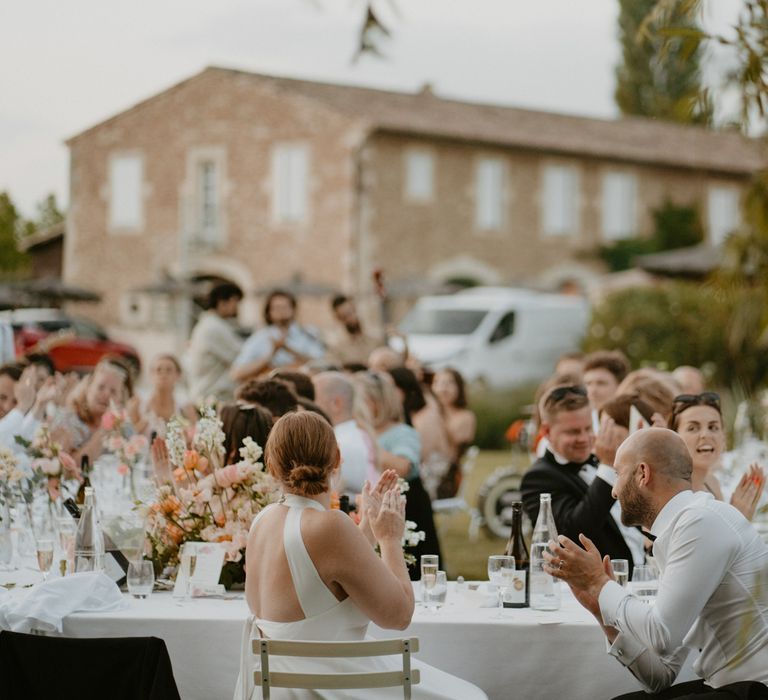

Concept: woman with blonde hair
[[236, 411, 487, 700]]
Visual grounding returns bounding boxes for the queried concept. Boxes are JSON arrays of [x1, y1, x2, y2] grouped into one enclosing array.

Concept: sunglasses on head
[[672, 392, 721, 415], [545, 385, 587, 404]]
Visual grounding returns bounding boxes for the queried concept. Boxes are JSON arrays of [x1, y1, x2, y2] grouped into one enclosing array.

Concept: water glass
[[0, 530, 13, 570], [631, 565, 659, 601], [423, 570, 447, 612], [127, 560, 155, 599], [611, 559, 629, 588]]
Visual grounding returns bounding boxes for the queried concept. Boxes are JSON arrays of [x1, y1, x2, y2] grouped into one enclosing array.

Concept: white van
[[398, 287, 589, 388]]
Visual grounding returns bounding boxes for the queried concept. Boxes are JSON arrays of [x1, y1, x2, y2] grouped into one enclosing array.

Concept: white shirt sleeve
[[0, 408, 25, 448], [599, 510, 739, 692]]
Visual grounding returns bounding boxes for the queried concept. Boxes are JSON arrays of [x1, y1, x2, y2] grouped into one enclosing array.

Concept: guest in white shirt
[[312, 371, 377, 495], [546, 428, 768, 699], [187, 282, 243, 403]]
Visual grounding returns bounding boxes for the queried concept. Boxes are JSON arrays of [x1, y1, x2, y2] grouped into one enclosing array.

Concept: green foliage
[[0, 191, 29, 276], [615, 0, 713, 124], [34, 193, 65, 231], [469, 383, 537, 450], [598, 200, 703, 271], [584, 282, 768, 393]]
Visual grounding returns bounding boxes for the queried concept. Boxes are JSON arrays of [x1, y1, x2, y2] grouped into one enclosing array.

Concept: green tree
[[0, 191, 29, 276], [615, 0, 713, 124], [34, 193, 65, 231]]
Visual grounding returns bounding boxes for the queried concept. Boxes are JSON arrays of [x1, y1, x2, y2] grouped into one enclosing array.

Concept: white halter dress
[[235, 494, 487, 700]]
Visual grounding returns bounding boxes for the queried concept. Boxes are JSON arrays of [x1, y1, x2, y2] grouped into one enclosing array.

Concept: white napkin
[[0, 572, 127, 634]]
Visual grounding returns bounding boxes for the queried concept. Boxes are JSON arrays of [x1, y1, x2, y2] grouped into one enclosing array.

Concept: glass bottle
[[74, 487, 104, 572], [529, 493, 561, 611], [503, 502, 529, 608], [76, 455, 91, 505]]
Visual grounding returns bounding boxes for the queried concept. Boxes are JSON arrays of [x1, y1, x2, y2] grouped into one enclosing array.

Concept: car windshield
[[400, 308, 487, 335]]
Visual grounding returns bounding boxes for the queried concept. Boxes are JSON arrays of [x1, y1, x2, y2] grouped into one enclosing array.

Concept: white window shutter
[[707, 187, 740, 246], [109, 156, 143, 230]]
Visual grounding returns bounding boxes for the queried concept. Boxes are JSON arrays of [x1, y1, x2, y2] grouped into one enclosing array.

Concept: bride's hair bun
[[286, 463, 327, 496], [265, 412, 339, 496]]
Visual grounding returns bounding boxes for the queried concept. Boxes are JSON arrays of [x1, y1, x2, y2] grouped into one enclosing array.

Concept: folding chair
[[255, 637, 421, 699]]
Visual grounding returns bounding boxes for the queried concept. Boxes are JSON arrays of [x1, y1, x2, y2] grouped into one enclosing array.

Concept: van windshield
[[400, 308, 487, 335]]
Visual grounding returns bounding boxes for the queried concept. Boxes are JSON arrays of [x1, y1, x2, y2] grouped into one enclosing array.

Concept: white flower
[[0, 446, 20, 480], [193, 405, 226, 460], [239, 436, 263, 466], [165, 417, 188, 469]]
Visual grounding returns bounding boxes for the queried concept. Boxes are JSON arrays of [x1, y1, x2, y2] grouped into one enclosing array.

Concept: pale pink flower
[[117, 463, 130, 476], [101, 412, 116, 431]]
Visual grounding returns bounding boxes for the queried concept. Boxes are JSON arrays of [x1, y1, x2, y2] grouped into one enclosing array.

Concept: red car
[[0, 308, 141, 375]]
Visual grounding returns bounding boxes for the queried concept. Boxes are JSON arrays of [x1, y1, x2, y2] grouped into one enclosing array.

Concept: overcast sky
[[0, 0, 742, 217]]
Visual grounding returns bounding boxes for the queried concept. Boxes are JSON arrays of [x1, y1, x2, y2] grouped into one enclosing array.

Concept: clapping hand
[[368, 486, 406, 546], [14, 366, 37, 413], [594, 416, 628, 467], [358, 470, 399, 544], [543, 534, 611, 602], [730, 463, 766, 521], [151, 437, 174, 485]]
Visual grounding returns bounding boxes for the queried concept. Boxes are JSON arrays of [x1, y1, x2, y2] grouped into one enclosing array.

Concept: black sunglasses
[[672, 392, 721, 415], [545, 384, 587, 404]]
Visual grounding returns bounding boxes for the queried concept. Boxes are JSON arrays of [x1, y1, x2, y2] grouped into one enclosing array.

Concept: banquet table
[[0, 570, 684, 700]]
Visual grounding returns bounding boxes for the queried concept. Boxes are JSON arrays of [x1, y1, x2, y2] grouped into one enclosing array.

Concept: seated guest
[[554, 351, 586, 380], [669, 392, 765, 521], [313, 371, 378, 495], [235, 378, 299, 421], [236, 412, 487, 700], [389, 367, 453, 501], [219, 403, 273, 465], [328, 294, 380, 366], [368, 346, 404, 373], [599, 394, 655, 433], [672, 365, 706, 395], [0, 363, 23, 420], [50, 356, 133, 463], [355, 370, 441, 578], [130, 354, 196, 438], [231, 289, 325, 384], [432, 367, 477, 498], [268, 369, 315, 401], [583, 350, 630, 431], [547, 428, 768, 699], [521, 384, 636, 569]]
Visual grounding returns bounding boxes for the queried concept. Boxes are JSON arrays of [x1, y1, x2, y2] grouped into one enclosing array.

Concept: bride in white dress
[[235, 411, 487, 700]]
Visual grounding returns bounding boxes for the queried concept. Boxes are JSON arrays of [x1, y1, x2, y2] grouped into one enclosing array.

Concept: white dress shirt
[[187, 312, 243, 402], [233, 322, 325, 372], [599, 490, 768, 692], [333, 419, 377, 495]]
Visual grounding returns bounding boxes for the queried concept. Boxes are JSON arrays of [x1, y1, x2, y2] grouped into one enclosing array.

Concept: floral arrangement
[[101, 406, 149, 496], [141, 408, 280, 588], [15, 425, 80, 501], [0, 446, 24, 520]]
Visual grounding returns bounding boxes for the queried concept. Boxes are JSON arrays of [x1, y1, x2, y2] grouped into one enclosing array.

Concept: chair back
[[254, 637, 420, 699]]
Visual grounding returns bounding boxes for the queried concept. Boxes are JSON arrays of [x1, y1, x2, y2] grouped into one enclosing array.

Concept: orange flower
[[214, 514, 226, 527], [173, 468, 187, 482], [217, 534, 233, 542], [160, 496, 181, 515], [183, 450, 200, 471], [166, 524, 184, 544]]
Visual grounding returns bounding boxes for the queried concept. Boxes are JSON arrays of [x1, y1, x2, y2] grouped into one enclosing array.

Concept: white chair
[[431, 446, 483, 541], [254, 637, 420, 699]]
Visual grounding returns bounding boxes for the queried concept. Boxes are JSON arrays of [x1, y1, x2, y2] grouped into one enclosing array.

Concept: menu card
[[172, 542, 226, 597]]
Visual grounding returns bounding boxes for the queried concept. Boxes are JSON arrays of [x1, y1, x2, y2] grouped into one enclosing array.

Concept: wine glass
[[611, 559, 629, 588], [488, 555, 515, 617], [36, 539, 54, 582]]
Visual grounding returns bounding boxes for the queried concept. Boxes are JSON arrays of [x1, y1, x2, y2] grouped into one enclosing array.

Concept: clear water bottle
[[530, 493, 561, 611], [74, 487, 105, 573]]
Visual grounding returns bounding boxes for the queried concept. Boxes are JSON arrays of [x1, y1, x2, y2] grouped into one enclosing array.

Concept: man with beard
[[545, 428, 768, 699], [327, 295, 379, 366], [231, 289, 325, 383], [521, 384, 637, 569]]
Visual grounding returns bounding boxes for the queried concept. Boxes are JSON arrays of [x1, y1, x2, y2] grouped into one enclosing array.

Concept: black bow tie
[[547, 451, 599, 473]]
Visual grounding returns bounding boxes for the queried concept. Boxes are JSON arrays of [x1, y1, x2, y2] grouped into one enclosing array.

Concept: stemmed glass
[[488, 555, 515, 617], [36, 539, 54, 582]]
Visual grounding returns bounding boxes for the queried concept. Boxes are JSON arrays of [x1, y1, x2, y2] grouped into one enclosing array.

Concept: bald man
[[545, 428, 768, 699]]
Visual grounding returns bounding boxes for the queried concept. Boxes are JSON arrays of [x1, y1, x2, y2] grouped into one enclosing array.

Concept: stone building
[[63, 67, 763, 350]]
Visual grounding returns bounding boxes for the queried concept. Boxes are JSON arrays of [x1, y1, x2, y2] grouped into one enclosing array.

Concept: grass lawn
[[434, 449, 531, 580]]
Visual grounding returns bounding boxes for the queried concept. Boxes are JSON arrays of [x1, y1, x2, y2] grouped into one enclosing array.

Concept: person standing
[[187, 282, 244, 403], [231, 289, 325, 384], [327, 294, 379, 366], [547, 428, 768, 699]]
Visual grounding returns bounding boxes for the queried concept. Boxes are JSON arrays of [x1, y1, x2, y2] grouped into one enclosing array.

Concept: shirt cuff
[[596, 463, 617, 486], [598, 579, 627, 627], [607, 632, 647, 668]]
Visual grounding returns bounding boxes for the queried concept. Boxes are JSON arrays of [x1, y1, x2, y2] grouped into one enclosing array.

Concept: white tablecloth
[[1, 573, 687, 700]]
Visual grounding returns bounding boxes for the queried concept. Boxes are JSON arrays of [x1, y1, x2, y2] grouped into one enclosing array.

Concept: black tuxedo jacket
[[520, 450, 633, 570]]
